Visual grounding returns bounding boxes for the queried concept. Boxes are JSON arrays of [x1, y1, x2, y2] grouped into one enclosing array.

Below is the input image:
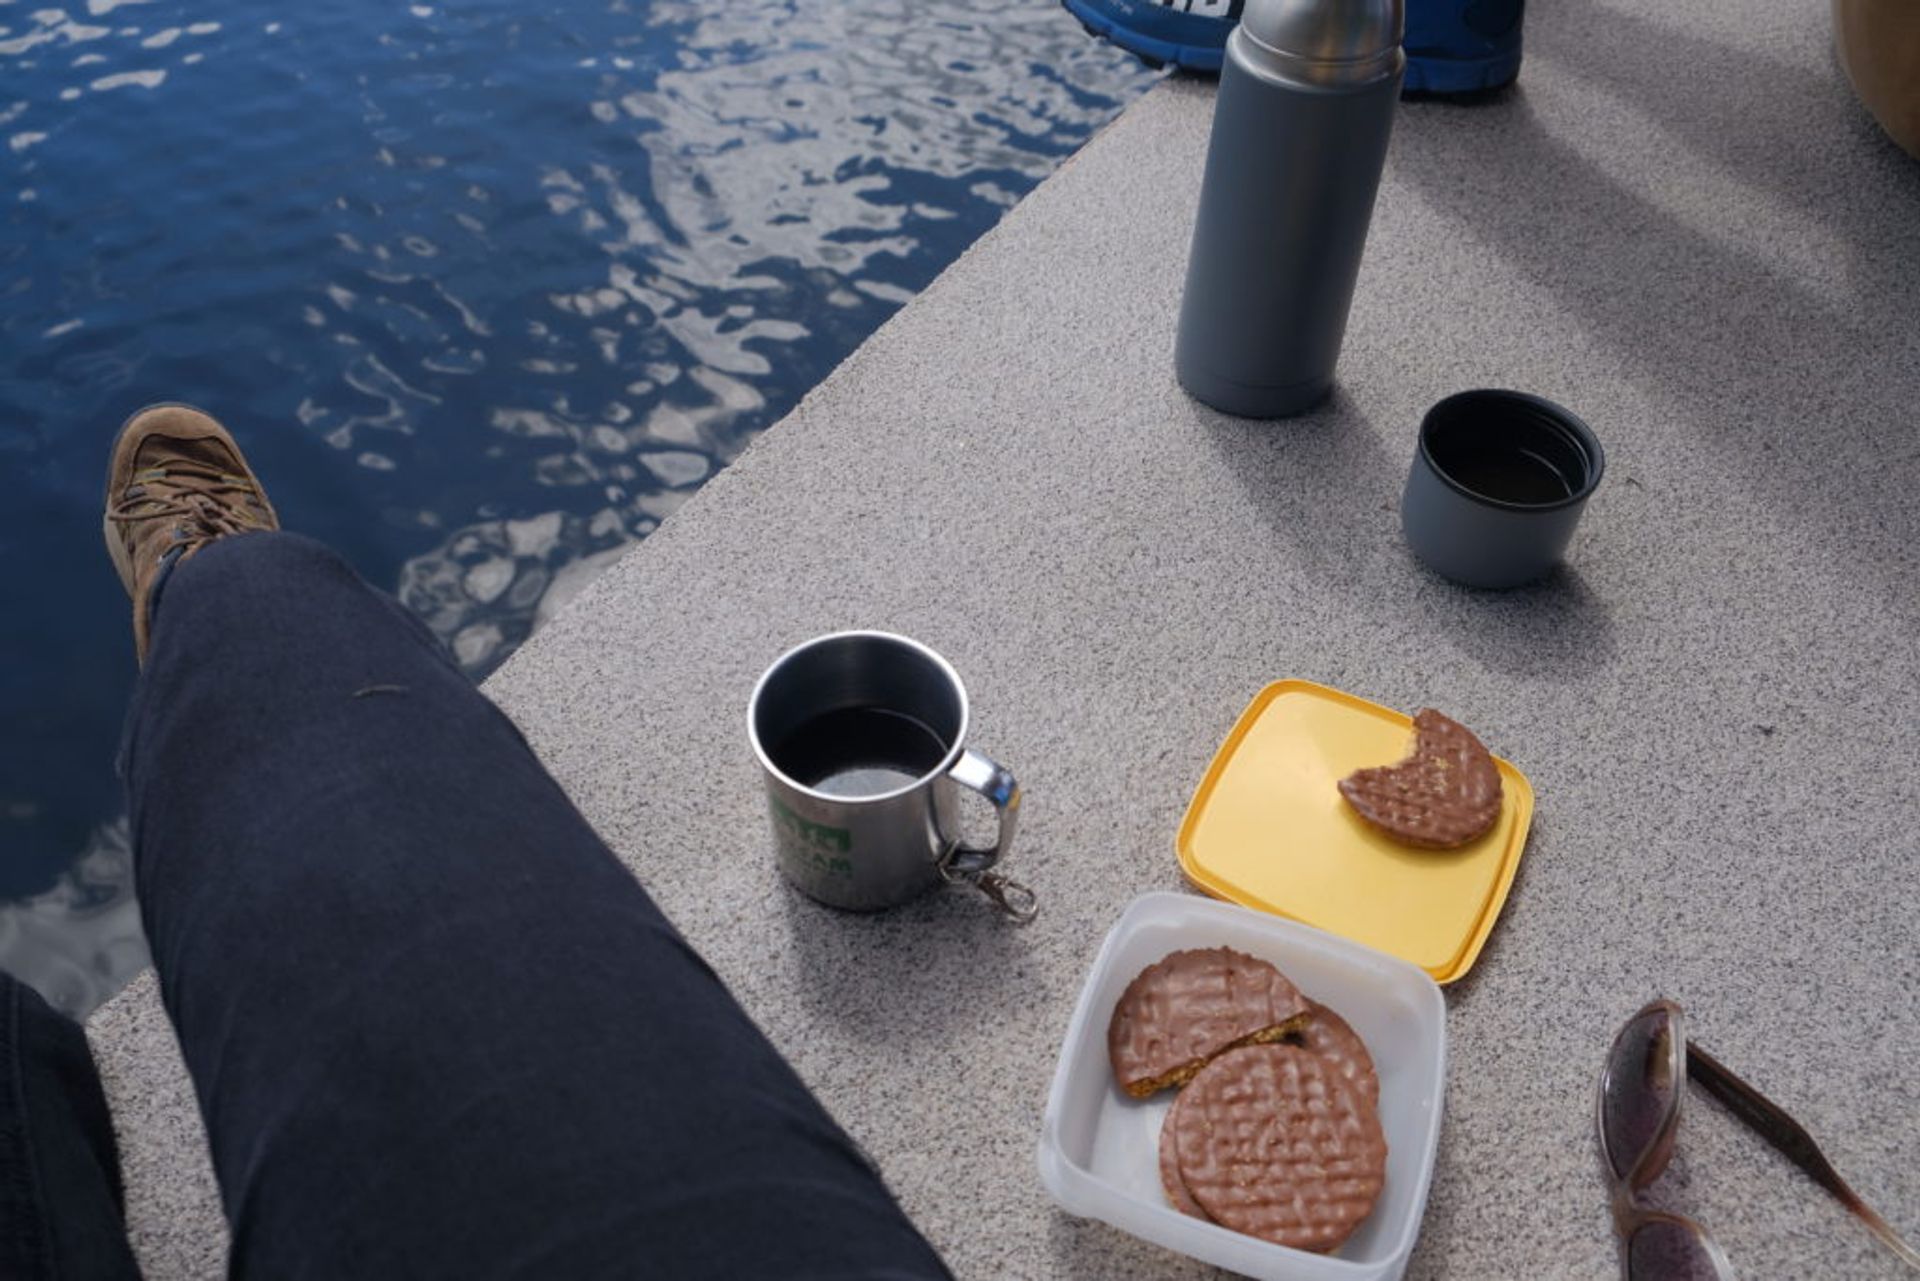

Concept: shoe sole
[[1062, 0, 1227, 73], [1402, 47, 1522, 95], [1063, 0, 1520, 88]]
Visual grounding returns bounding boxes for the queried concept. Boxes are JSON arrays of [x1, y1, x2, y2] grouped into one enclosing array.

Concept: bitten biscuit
[[1338, 708, 1503, 849]]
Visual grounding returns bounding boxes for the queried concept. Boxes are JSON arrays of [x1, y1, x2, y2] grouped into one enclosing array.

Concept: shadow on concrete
[[1188, 388, 1404, 588], [1527, 3, 1920, 287], [777, 876, 1036, 1044], [1414, 563, 1614, 680], [1189, 389, 1619, 681], [1043, 1205, 1210, 1281], [1390, 15, 1920, 619]]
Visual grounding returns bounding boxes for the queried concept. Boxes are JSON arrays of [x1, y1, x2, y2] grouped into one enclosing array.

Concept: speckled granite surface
[[87, 972, 228, 1277], [87, 1, 1919, 1276]]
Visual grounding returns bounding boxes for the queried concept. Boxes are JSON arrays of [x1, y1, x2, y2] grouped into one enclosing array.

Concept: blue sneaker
[[1402, 0, 1524, 95], [1061, 0, 1245, 73]]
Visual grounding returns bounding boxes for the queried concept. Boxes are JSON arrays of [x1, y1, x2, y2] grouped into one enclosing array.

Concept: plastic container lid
[[1176, 680, 1533, 984]]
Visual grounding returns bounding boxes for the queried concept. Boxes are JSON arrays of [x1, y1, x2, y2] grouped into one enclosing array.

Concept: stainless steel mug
[[747, 631, 1034, 921]]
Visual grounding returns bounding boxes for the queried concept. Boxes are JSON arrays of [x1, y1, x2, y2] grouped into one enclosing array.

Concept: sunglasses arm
[[1687, 1042, 1920, 1270]]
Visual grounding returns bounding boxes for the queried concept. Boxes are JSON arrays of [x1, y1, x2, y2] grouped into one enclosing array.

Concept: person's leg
[[107, 405, 948, 1281], [0, 972, 142, 1280]]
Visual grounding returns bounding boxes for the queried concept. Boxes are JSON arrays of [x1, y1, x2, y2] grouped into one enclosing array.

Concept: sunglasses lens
[[1602, 1007, 1678, 1182], [1629, 1219, 1726, 1281]]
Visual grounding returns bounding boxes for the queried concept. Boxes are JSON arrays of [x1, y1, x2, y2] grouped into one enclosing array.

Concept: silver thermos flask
[[1174, 0, 1405, 418]]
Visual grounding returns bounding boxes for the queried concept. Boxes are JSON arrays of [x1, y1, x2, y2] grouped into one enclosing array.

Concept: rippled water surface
[[1, 0, 1157, 1011]]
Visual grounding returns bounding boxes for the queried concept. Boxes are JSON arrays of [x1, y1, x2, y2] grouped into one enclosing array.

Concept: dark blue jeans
[[0, 533, 950, 1280]]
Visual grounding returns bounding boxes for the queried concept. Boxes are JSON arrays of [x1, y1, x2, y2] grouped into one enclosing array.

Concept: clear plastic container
[[1037, 892, 1447, 1281]]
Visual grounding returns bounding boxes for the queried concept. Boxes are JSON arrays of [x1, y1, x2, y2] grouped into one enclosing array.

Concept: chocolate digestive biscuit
[[1108, 947, 1311, 1098]]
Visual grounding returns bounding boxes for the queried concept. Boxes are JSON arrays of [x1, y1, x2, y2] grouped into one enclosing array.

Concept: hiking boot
[[1063, 0, 1246, 73], [103, 404, 278, 663], [1403, 0, 1524, 96]]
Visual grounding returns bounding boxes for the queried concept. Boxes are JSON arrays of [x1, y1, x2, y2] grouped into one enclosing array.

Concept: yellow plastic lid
[[1176, 680, 1534, 984]]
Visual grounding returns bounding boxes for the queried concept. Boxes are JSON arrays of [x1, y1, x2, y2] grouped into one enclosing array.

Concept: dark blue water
[[0, 0, 1157, 1010]]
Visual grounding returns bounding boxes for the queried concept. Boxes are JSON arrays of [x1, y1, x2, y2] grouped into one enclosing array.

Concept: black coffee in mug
[[770, 705, 950, 798], [748, 630, 1028, 917], [1429, 446, 1573, 506]]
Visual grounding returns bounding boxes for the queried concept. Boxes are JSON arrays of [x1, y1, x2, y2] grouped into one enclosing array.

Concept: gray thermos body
[[1175, 0, 1405, 418]]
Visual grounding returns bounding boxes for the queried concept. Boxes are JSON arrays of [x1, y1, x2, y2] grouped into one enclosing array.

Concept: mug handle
[[940, 749, 1037, 923]]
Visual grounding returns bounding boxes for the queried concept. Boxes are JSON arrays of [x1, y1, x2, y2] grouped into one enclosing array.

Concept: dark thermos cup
[[1401, 390, 1605, 588], [1175, 0, 1405, 418]]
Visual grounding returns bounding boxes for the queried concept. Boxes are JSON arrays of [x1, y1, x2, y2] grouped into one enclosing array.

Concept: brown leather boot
[[103, 404, 279, 663]]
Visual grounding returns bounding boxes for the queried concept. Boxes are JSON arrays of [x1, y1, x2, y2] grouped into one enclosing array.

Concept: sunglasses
[[1597, 999, 1920, 1279]]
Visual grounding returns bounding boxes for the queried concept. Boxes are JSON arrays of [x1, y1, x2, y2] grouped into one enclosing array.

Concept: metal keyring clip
[[939, 858, 1039, 924]]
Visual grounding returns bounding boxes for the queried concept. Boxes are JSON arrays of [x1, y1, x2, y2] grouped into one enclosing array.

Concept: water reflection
[[0, 0, 1158, 1009], [0, 821, 148, 1017]]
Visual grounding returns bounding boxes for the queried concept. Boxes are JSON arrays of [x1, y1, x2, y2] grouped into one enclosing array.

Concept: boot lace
[[108, 460, 269, 552]]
